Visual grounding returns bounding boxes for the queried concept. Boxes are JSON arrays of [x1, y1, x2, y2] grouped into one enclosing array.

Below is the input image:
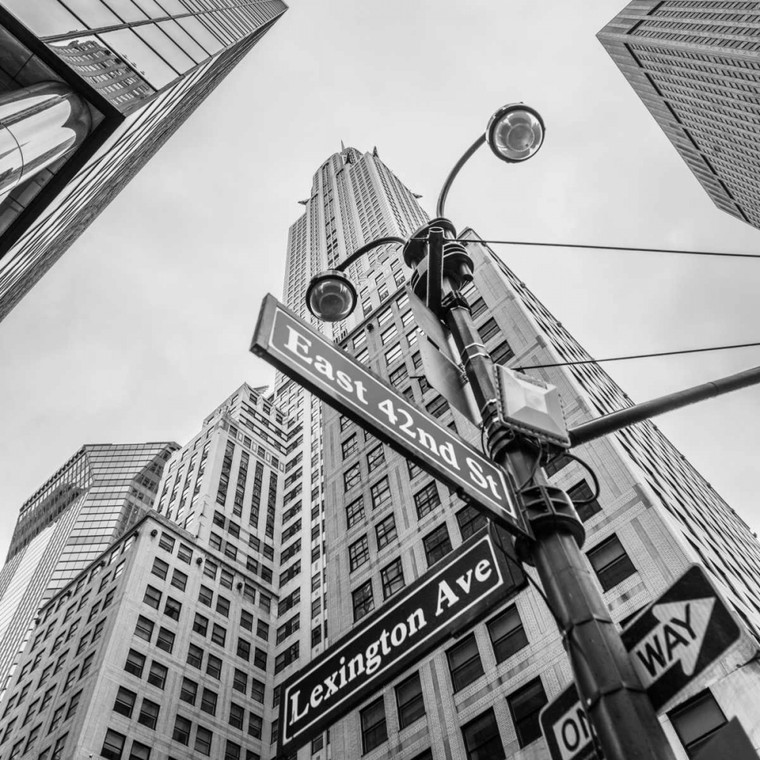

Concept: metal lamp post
[[305, 104, 679, 760]]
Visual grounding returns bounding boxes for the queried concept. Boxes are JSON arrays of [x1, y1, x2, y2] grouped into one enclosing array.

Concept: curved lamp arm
[[336, 236, 407, 272], [436, 134, 486, 219]]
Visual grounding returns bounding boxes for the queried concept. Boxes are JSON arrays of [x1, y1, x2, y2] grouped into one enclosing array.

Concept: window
[[507, 677, 547, 747], [159, 533, 175, 552], [251, 678, 265, 703], [205, 622, 225, 650], [407, 459, 422, 480], [173, 715, 191, 745], [395, 672, 424, 728], [423, 524, 452, 566], [178, 544, 193, 563], [469, 297, 488, 318], [544, 453, 571, 477], [164, 597, 182, 621], [389, 363, 408, 387], [113, 686, 137, 717], [370, 477, 392, 511], [344, 464, 361, 491], [381, 559, 405, 599], [156, 627, 175, 653], [248, 713, 263, 739], [352, 580, 374, 622], [567, 481, 602, 522], [233, 669, 248, 694], [414, 482, 440, 519], [195, 726, 213, 756], [129, 741, 151, 760], [148, 661, 167, 689], [101, 729, 126, 760], [375, 514, 397, 549], [138, 699, 160, 729], [143, 586, 161, 609], [207, 654, 223, 679], [151, 558, 168, 580], [490, 340, 514, 365], [193, 613, 209, 636], [257, 620, 269, 641], [462, 709, 504, 760], [237, 638, 251, 661], [229, 702, 245, 729], [51, 734, 69, 760], [447, 633, 484, 691], [385, 343, 403, 365], [342, 435, 358, 459], [200, 689, 218, 716], [346, 496, 364, 528], [187, 644, 203, 669], [479, 317, 500, 342], [171, 569, 188, 591], [274, 643, 299, 674], [457, 504, 487, 540], [487, 605, 528, 663], [217, 596, 230, 617], [180, 677, 198, 704], [80, 653, 95, 679], [360, 697, 387, 752], [587, 534, 637, 591], [349, 535, 370, 571], [669, 689, 727, 758], [240, 610, 254, 631], [425, 395, 449, 418], [124, 649, 145, 677], [367, 445, 385, 469], [199, 586, 213, 607]]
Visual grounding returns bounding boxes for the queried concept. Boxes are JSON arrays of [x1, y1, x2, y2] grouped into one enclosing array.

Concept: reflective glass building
[[0, 441, 177, 691], [0, 0, 287, 322], [598, 1, 760, 230]]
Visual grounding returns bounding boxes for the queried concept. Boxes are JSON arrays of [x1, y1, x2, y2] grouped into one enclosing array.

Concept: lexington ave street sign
[[274, 525, 523, 755], [251, 295, 529, 538], [540, 564, 743, 760], [621, 564, 741, 711]]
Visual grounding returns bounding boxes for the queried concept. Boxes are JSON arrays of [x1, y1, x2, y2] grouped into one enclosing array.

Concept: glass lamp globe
[[486, 104, 545, 163], [305, 270, 358, 322]]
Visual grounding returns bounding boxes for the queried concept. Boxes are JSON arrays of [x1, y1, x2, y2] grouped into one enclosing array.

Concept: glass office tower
[[0, 0, 287, 322], [598, 1, 760, 230], [0, 442, 177, 692]]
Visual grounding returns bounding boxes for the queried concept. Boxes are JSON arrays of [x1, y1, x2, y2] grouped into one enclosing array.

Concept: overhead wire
[[452, 238, 760, 260], [517, 340, 760, 370]]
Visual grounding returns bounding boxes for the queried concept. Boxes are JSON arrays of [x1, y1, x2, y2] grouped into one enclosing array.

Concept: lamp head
[[305, 269, 358, 322], [486, 104, 545, 163]]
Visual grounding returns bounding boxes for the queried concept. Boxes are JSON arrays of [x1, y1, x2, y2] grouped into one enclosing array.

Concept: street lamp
[[304, 104, 677, 760], [305, 103, 546, 323]]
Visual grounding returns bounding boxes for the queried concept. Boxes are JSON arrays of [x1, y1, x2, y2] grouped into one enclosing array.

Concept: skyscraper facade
[[279, 148, 760, 759], [598, 1, 760, 230], [0, 0, 287, 322], [0, 442, 177, 692], [0, 511, 270, 760]]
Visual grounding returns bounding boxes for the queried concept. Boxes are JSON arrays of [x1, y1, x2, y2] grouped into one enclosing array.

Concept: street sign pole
[[417, 224, 678, 760]]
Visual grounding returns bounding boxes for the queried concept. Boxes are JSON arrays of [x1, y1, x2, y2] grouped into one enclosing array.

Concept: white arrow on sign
[[630, 598, 715, 687]]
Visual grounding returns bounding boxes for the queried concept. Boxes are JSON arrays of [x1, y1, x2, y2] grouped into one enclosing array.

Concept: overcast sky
[[2, 0, 760, 560]]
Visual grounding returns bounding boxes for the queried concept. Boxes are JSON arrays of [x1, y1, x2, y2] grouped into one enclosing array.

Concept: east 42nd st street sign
[[250, 295, 529, 538]]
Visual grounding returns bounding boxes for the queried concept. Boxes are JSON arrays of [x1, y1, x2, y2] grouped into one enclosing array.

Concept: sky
[[2, 0, 760, 561]]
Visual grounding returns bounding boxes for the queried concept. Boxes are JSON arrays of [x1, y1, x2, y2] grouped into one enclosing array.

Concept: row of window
[[359, 669, 545, 755]]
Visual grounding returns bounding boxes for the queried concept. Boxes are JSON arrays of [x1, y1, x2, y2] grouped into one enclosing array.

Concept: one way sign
[[621, 564, 741, 711]]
